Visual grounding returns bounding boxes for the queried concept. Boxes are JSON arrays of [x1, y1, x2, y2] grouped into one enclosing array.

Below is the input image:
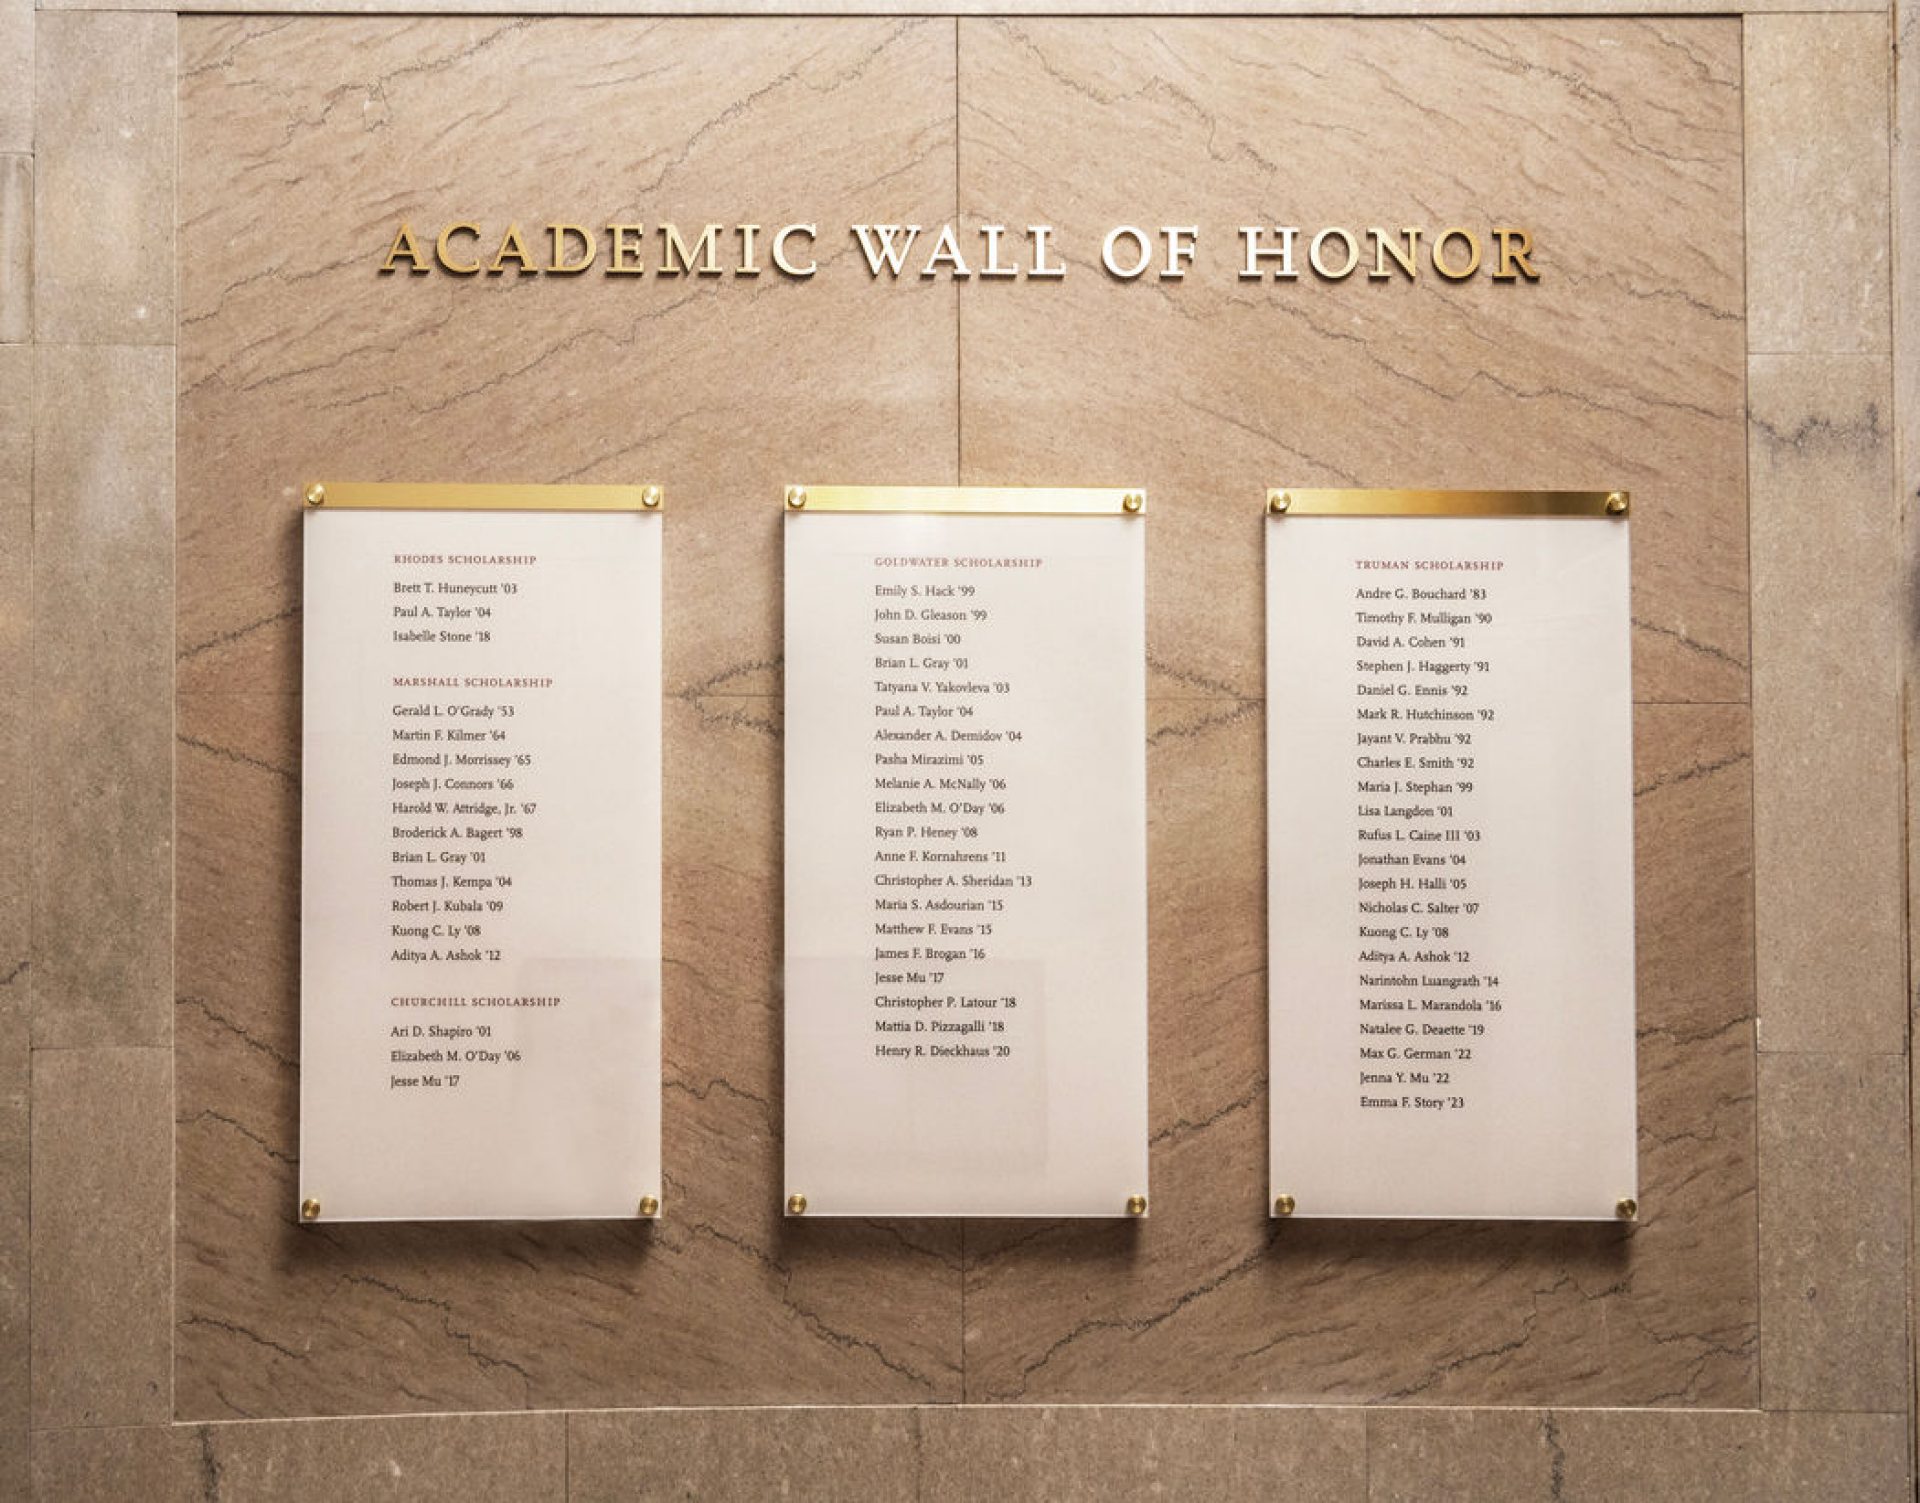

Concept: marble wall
[[8, 3, 1913, 1499]]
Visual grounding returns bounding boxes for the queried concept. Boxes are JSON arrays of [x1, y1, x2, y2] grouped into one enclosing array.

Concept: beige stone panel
[[31, 1427, 175, 1503], [1760, 1412, 1912, 1501], [1369, 1408, 1893, 1501], [41, 0, 1898, 15], [1906, 0, 1920, 1459], [1900, 0, 1920, 1451], [0, 359, 24, 1503], [1903, 0, 1920, 505], [1749, 354, 1901, 1053], [1759, 1051, 1909, 1411], [922, 1405, 1366, 1501], [1628, 704, 1758, 1384], [177, 15, 958, 702], [0, 345, 23, 509], [32, 13, 174, 344], [0, 952, 23, 1503], [1141, 686, 1264, 1221], [190, 1414, 567, 1501], [173, 681, 301, 1396], [0, 0, 30, 153], [1370, 1409, 1911, 1501], [29, 1046, 171, 1428], [571, 1407, 922, 1502], [32, 1416, 567, 1502], [1551, 1409, 1765, 1499], [175, 692, 961, 1418], [1746, 14, 1892, 356], [1367, 1408, 1558, 1501], [1632, 703, 1754, 1044], [0, 350, 29, 964], [0, 154, 26, 344], [962, 704, 1754, 1406], [958, 17, 1748, 705], [31, 345, 173, 1049]]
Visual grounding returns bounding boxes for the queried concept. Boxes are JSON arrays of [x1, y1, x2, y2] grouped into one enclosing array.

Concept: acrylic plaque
[[783, 486, 1149, 1218], [1265, 489, 1638, 1222], [299, 482, 662, 1222]]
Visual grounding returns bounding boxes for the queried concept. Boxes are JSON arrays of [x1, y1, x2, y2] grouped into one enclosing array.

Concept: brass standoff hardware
[[638, 1195, 660, 1218], [785, 485, 808, 510], [1126, 1194, 1148, 1217], [1273, 1194, 1297, 1217], [299, 1197, 322, 1222], [1122, 491, 1144, 514], [641, 486, 662, 510], [1616, 1196, 1639, 1221], [786, 1193, 808, 1216], [1267, 489, 1291, 515], [304, 483, 326, 508], [1605, 491, 1629, 517]]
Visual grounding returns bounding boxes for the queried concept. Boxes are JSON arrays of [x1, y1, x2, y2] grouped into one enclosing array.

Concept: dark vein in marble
[[1150, 1079, 1260, 1149], [177, 602, 301, 664], [181, 1313, 309, 1364], [178, 734, 298, 788], [187, 1107, 297, 1167], [1633, 746, 1749, 798], [178, 993, 296, 1070], [338, 1271, 537, 1395], [1000, 1236, 1275, 1398], [1630, 617, 1748, 677], [1148, 696, 1259, 747]]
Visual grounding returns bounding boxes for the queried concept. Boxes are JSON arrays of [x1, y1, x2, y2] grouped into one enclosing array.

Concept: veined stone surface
[[175, 15, 1755, 1417]]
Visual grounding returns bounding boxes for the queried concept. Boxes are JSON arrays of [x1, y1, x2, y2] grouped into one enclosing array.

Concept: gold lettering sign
[[377, 221, 1542, 284]]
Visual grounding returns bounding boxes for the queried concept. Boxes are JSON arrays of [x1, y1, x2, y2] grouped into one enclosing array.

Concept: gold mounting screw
[[786, 1193, 808, 1216], [304, 483, 326, 508], [1273, 1194, 1296, 1217], [641, 486, 662, 510], [785, 486, 807, 510], [1126, 1194, 1148, 1216], [1122, 492, 1144, 514], [1268, 489, 1291, 515], [638, 1195, 660, 1218], [1605, 491, 1629, 517], [299, 1197, 321, 1222], [1616, 1196, 1638, 1221]]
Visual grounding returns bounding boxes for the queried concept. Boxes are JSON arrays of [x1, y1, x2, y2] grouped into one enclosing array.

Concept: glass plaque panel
[[1265, 489, 1638, 1221], [783, 486, 1149, 1218], [299, 483, 662, 1222]]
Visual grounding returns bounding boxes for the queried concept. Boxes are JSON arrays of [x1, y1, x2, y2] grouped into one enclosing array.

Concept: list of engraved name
[[383, 550, 551, 1090], [1350, 558, 1502, 1114], [866, 553, 1041, 1069]]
